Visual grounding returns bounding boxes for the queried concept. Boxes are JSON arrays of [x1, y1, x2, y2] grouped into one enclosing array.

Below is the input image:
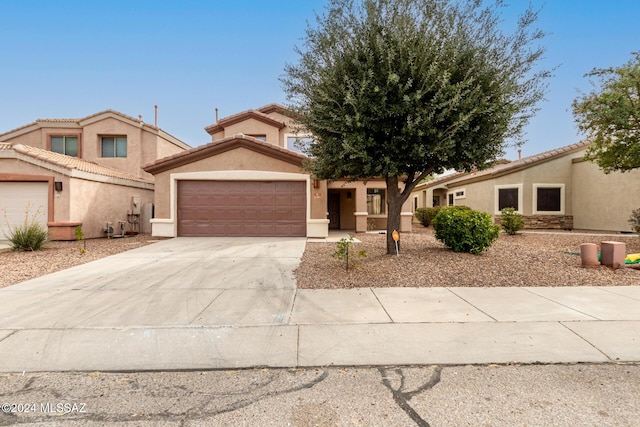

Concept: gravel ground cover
[[0, 234, 160, 289], [296, 227, 640, 288], [2, 229, 639, 289]]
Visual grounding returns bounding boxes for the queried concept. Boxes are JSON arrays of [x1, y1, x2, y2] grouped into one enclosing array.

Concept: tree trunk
[[385, 176, 405, 255]]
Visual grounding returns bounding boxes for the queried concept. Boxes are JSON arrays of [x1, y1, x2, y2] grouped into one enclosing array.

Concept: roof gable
[[204, 109, 286, 135], [143, 134, 307, 174], [422, 142, 591, 189], [0, 109, 190, 150]]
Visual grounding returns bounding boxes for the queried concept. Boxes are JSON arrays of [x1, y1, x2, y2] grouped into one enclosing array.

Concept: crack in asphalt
[[0, 369, 330, 424], [378, 366, 443, 427]]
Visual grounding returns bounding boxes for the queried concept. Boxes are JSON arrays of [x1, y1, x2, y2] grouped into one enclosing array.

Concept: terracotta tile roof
[[420, 141, 591, 189], [144, 133, 307, 174], [204, 109, 287, 135], [8, 144, 152, 183]]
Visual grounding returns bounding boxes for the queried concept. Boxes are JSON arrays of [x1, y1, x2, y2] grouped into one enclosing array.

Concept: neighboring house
[[143, 104, 413, 238], [411, 141, 640, 232], [0, 110, 190, 239]]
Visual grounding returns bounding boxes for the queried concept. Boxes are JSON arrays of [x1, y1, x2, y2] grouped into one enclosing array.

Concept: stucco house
[[411, 141, 640, 232], [0, 110, 190, 240], [143, 104, 413, 238]]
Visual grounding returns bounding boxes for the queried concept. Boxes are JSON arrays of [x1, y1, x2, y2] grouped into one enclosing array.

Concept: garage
[[0, 181, 49, 240], [177, 180, 306, 237]]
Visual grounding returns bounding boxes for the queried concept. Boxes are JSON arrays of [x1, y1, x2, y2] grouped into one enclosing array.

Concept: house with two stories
[[0, 110, 190, 240], [411, 141, 640, 232], [143, 104, 413, 238]]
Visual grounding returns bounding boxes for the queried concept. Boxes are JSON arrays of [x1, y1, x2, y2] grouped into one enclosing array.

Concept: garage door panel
[[177, 180, 306, 237], [0, 182, 49, 240]]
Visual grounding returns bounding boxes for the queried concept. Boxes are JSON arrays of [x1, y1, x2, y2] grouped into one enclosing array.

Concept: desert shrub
[[8, 221, 48, 251], [414, 207, 440, 227], [433, 206, 500, 254], [500, 207, 524, 235], [630, 208, 640, 234], [333, 235, 367, 270]]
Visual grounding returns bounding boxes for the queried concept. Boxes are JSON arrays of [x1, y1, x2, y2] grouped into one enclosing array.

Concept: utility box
[[131, 195, 141, 215], [601, 241, 626, 268]]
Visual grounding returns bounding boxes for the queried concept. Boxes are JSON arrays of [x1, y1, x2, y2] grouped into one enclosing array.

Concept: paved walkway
[[0, 237, 638, 372]]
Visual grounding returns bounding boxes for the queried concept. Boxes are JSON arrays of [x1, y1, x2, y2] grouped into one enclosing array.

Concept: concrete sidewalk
[[0, 238, 639, 372]]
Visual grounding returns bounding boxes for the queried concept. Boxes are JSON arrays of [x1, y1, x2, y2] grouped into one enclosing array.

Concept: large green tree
[[573, 52, 640, 173], [283, 0, 550, 254]]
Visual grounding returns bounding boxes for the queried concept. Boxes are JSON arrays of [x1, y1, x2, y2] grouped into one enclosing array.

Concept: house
[[0, 110, 190, 240], [411, 141, 640, 232], [143, 104, 413, 238]]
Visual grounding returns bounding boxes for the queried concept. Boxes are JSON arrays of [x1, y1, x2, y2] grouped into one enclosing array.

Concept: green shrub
[[8, 221, 48, 251], [414, 207, 440, 227], [500, 207, 524, 235], [630, 208, 640, 234], [432, 206, 500, 254]]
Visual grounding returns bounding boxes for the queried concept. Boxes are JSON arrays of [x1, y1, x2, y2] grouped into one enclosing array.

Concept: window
[[50, 136, 79, 157], [285, 134, 313, 154], [454, 189, 466, 199], [533, 184, 564, 214], [498, 188, 519, 210], [413, 196, 418, 211], [101, 137, 127, 158], [448, 193, 454, 206], [495, 184, 523, 214], [247, 134, 267, 142], [367, 188, 385, 215]]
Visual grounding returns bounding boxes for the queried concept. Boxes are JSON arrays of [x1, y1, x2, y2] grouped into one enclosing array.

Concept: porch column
[[354, 188, 368, 233]]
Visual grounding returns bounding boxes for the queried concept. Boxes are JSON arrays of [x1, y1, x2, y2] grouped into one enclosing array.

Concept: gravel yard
[[0, 234, 160, 289], [296, 227, 640, 288], [2, 229, 639, 289]]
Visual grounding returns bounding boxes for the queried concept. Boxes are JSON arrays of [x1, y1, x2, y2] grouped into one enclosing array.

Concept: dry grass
[[296, 227, 640, 288]]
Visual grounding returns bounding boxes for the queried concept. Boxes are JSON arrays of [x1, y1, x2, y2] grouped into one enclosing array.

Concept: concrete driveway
[[0, 237, 306, 371]]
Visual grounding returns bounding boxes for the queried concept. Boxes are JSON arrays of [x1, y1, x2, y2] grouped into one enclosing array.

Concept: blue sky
[[1, 0, 638, 161]]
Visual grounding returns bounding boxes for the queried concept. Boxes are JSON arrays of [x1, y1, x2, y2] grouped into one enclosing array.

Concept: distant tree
[[283, 0, 550, 254], [573, 52, 640, 173]]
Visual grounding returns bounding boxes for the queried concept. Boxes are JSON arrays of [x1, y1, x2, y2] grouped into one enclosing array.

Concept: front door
[[328, 192, 340, 229]]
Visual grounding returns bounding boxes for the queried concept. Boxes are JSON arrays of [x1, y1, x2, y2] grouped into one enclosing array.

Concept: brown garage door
[[177, 181, 307, 237]]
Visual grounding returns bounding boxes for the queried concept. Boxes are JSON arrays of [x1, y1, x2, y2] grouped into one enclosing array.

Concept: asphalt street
[[1, 363, 639, 426]]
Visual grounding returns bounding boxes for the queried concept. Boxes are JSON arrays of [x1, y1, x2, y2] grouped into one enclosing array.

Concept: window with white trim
[[495, 184, 523, 214], [533, 184, 565, 214], [454, 189, 466, 199], [101, 136, 127, 158]]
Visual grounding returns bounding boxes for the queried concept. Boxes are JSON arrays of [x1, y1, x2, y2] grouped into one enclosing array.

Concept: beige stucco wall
[[220, 119, 282, 146], [82, 118, 147, 179], [431, 152, 581, 217], [155, 134, 187, 161], [1, 128, 46, 148], [69, 178, 153, 238], [2, 117, 188, 182], [572, 159, 640, 232], [152, 146, 319, 219], [0, 158, 151, 239]]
